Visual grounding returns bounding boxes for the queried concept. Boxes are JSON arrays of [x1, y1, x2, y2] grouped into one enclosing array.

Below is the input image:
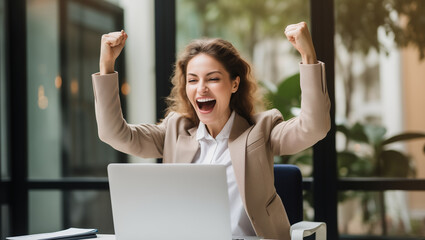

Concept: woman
[[92, 22, 330, 239]]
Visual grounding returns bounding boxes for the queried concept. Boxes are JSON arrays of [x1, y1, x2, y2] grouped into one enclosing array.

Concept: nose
[[197, 80, 208, 94]]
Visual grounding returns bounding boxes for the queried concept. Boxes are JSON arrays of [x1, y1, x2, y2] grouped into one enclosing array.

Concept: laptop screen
[[108, 163, 232, 240]]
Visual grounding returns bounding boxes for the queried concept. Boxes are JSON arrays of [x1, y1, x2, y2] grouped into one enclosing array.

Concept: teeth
[[197, 98, 215, 102]]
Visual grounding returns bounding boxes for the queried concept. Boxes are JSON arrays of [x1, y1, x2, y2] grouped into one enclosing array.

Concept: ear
[[232, 76, 240, 93]]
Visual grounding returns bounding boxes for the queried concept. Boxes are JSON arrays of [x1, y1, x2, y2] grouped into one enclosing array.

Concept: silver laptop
[[108, 163, 233, 240]]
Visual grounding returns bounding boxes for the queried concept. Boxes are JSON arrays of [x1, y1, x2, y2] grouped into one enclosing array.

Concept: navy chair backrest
[[274, 164, 303, 225]]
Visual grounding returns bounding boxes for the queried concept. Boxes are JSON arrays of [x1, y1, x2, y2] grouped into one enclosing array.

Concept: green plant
[[337, 123, 425, 178], [261, 73, 301, 120]]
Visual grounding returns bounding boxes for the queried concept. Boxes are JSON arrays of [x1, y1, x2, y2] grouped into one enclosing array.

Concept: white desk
[[93, 234, 267, 239]]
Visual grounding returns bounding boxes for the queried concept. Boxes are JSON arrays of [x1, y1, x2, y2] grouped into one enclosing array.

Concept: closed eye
[[209, 78, 219, 81], [187, 79, 197, 83]]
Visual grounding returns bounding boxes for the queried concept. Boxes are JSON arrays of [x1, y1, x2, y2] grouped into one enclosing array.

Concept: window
[[26, 0, 125, 233], [27, 0, 126, 180], [5, 0, 125, 235], [335, 0, 425, 238]]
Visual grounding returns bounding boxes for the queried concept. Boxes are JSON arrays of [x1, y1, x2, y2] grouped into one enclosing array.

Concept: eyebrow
[[187, 71, 223, 77]]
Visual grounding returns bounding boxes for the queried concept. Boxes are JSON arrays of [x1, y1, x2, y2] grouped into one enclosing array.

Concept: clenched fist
[[284, 22, 317, 64], [100, 30, 128, 75]]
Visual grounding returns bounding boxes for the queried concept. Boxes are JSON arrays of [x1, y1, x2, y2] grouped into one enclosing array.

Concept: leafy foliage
[[337, 123, 425, 178], [179, 0, 309, 59], [262, 73, 301, 119], [336, 0, 425, 59]]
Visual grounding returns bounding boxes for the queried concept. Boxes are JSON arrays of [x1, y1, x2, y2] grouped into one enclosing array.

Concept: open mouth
[[196, 98, 216, 112]]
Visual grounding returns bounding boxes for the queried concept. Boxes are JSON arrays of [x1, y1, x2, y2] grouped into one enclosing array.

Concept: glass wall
[[60, 0, 126, 177], [27, 0, 125, 181], [27, 0, 62, 180], [29, 190, 113, 234], [66, 190, 113, 233], [338, 191, 425, 237], [26, 0, 125, 233], [334, 0, 425, 237]]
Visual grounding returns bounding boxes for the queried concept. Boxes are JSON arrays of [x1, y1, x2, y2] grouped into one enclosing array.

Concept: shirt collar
[[196, 111, 236, 141]]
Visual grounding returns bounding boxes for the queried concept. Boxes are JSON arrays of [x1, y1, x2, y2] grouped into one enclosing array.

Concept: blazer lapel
[[228, 113, 253, 205], [174, 126, 199, 163]]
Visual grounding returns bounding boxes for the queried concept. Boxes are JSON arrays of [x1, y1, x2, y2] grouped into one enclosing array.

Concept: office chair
[[274, 164, 326, 240]]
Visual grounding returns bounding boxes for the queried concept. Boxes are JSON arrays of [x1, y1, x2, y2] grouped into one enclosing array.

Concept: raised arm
[[92, 31, 166, 158], [270, 22, 331, 155]]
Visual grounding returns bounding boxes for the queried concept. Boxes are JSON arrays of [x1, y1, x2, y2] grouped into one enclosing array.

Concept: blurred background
[[1, 0, 425, 239]]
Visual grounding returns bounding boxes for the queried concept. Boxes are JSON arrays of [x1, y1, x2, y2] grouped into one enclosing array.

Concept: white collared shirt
[[192, 111, 256, 237]]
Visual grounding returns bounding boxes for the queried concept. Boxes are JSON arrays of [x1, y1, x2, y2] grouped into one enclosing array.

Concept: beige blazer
[[92, 62, 330, 239]]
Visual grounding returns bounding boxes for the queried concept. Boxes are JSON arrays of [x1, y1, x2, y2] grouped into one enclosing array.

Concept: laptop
[[107, 163, 233, 240]]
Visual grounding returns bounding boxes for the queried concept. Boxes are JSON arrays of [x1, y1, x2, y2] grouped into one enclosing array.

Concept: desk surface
[[93, 234, 267, 240]]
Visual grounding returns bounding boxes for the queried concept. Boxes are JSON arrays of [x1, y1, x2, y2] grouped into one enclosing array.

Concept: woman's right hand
[[100, 30, 128, 75]]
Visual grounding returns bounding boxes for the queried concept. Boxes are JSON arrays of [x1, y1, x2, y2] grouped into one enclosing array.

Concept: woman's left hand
[[284, 22, 317, 64]]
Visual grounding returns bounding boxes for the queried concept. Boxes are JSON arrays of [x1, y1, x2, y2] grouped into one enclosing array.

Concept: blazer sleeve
[[270, 61, 331, 155], [92, 72, 166, 158]]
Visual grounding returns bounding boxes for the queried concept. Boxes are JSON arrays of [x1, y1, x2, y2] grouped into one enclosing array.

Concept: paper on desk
[[6, 228, 98, 240]]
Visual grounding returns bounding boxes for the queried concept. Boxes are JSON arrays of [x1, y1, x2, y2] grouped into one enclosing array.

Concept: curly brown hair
[[166, 38, 263, 125]]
